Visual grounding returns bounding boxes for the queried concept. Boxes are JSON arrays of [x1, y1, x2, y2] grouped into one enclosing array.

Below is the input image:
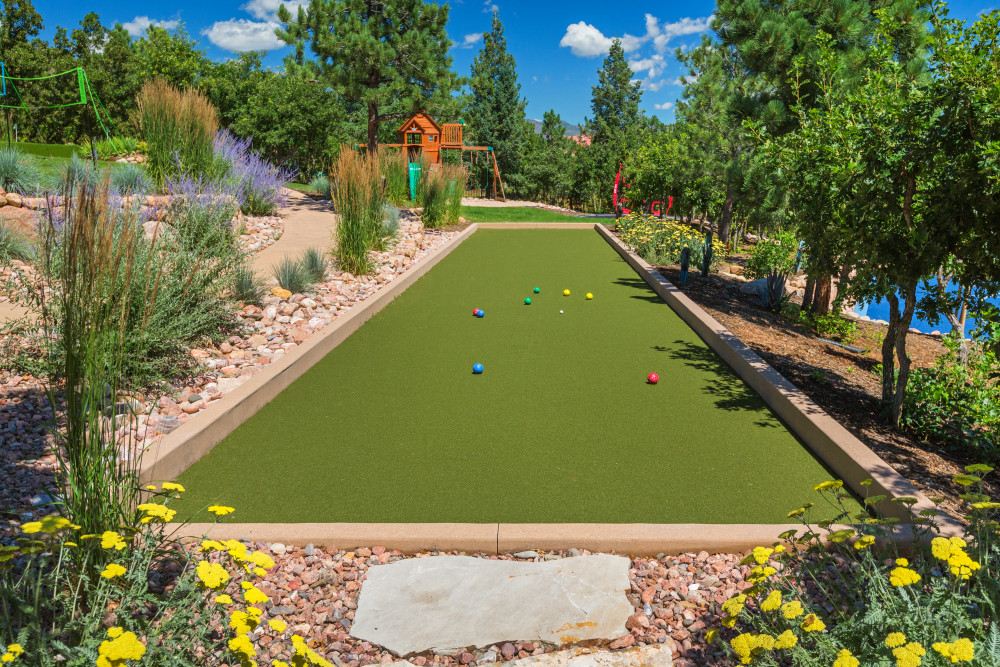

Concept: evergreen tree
[[467, 11, 528, 197], [540, 109, 565, 145], [276, 0, 458, 153], [584, 39, 643, 210]]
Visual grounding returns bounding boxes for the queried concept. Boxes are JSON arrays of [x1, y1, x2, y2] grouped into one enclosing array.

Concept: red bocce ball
[[647, 372, 659, 384]]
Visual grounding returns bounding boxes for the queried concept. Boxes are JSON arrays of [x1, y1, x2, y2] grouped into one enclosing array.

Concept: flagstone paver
[[351, 554, 633, 656]]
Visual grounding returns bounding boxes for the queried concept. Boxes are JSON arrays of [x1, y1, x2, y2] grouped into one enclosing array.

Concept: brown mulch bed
[[655, 265, 987, 521]]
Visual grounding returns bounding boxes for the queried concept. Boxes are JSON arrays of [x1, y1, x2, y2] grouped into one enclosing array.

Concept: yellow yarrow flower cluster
[[21, 515, 79, 534], [228, 635, 256, 661], [722, 594, 747, 617], [781, 600, 804, 620], [886, 633, 908, 649], [269, 619, 288, 633], [747, 565, 776, 585], [760, 590, 782, 612], [95, 531, 127, 550], [931, 537, 981, 579], [889, 565, 921, 587], [1, 644, 24, 663], [730, 633, 775, 664], [230, 609, 261, 635], [241, 581, 269, 604], [832, 649, 859, 667], [893, 642, 926, 667], [854, 535, 876, 550], [196, 561, 230, 590], [101, 563, 127, 579], [292, 635, 333, 666], [208, 505, 235, 516], [800, 614, 826, 632], [137, 503, 176, 524], [161, 482, 185, 493], [97, 628, 145, 667], [814, 480, 844, 491], [932, 639, 974, 663], [774, 630, 797, 650]]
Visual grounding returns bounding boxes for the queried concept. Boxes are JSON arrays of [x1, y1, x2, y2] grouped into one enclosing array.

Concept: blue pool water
[[855, 287, 999, 335]]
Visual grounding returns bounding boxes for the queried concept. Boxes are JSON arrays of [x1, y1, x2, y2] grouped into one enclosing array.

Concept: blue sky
[[30, 0, 996, 126]]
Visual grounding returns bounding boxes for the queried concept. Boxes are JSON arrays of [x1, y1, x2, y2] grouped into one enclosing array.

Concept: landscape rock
[[351, 555, 633, 655], [507, 646, 671, 667]]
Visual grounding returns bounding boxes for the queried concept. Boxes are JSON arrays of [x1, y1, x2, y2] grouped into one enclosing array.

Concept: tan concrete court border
[[154, 222, 959, 555]]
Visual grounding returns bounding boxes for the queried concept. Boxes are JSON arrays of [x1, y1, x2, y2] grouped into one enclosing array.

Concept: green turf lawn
[[460, 206, 580, 223], [11, 141, 84, 160], [172, 229, 858, 524]]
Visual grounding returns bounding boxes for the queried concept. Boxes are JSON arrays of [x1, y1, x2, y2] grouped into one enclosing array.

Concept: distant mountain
[[528, 118, 582, 136]]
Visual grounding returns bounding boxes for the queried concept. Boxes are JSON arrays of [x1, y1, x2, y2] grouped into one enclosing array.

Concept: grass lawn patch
[[172, 229, 858, 524], [285, 181, 317, 193], [460, 206, 580, 223], [10, 141, 85, 159]]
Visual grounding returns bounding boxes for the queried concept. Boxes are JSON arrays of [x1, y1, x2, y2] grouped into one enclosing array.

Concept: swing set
[[378, 112, 506, 201]]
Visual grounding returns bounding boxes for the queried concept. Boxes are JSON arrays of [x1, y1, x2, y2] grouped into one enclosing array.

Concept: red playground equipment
[[614, 162, 672, 218]]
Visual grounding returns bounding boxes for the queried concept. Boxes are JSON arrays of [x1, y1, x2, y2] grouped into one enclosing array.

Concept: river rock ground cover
[[173, 228, 856, 524]]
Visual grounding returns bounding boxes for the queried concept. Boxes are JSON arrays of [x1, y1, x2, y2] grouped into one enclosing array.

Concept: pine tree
[[468, 11, 528, 196], [584, 39, 643, 210], [540, 109, 565, 145], [277, 0, 458, 153]]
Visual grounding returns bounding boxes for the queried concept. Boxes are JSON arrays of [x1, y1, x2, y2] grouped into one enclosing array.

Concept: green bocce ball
[[533, 287, 540, 293], [524, 297, 532, 305]]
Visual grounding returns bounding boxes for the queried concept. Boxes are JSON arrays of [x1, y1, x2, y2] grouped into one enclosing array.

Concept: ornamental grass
[[136, 78, 218, 188], [329, 148, 384, 275], [711, 466, 1000, 666]]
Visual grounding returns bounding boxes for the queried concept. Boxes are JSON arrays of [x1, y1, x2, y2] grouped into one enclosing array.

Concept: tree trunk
[[718, 186, 734, 246], [811, 275, 832, 315], [881, 291, 901, 421], [891, 283, 918, 425], [802, 276, 816, 313], [367, 102, 379, 154]]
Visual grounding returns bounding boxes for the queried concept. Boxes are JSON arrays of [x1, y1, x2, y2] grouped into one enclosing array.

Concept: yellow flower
[[814, 480, 844, 491], [249, 551, 276, 569], [832, 648, 859, 667], [228, 635, 256, 658], [752, 546, 774, 564], [721, 615, 738, 628], [747, 566, 776, 584], [200, 539, 226, 552], [893, 642, 926, 667], [102, 532, 127, 550], [137, 503, 176, 524], [107, 627, 124, 638], [243, 584, 269, 605], [773, 545, 786, 554], [896, 558, 909, 567], [1, 644, 25, 664], [274, 662, 289, 667], [21, 515, 78, 534], [800, 614, 826, 632], [760, 590, 782, 612], [195, 561, 230, 590], [828, 529, 855, 543], [931, 537, 966, 560], [161, 482, 185, 493], [885, 633, 908, 649], [722, 594, 747, 617], [214, 594, 234, 605], [254, 567, 267, 577], [96, 630, 145, 667], [230, 610, 259, 635], [269, 619, 287, 633], [854, 535, 876, 550], [101, 564, 127, 579], [774, 630, 797, 650], [889, 566, 921, 587], [208, 505, 235, 516], [705, 629, 719, 644], [781, 600, 804, 619], [248, 607, 263, 619], [932, 638, 974, 663], [291, 634, 333, 667], [144, 485, 158, 491], [730, 633, 774, 664]]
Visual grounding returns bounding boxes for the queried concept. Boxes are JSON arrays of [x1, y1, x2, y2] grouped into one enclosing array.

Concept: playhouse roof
[[397, 112, 443, 135]]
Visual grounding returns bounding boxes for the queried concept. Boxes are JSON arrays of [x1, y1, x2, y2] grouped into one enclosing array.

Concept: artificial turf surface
[[172, 229, 857, 524], [460, 206, 581, 223]]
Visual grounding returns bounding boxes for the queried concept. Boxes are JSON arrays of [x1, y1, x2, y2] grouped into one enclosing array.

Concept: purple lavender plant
[[213, 131, 293, 216]]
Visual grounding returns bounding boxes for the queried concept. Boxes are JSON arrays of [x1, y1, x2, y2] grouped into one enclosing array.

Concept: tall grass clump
[[330, 149, 383, 275], [136, 78, 218, 187], [57, 153, 99, 192], [382, 203, 400, 241], [232, 264, 266, 305], [273, 256, 310, 294], [0, 146, 40, 193], [421, 164, 467, 228], [307, 173, 331, 198], [444, 163, 467, 225], [301, 247, 329, 282], [110, 162, 153, 195], [380, 149, 410, 205], [0, 217, 34, 262]]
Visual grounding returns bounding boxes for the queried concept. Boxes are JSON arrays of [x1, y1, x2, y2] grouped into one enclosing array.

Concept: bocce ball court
[[172, 228, 855, 524]]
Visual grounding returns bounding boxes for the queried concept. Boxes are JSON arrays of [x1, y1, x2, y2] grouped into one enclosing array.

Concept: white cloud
[[561, 13, 711, 59], [458, 33, 482, 49], [202, 19, 284, 51], [672, 74, 698, 86], [122, 16, 179, 37], [644, 79, 667, 92], [241, 0, 308, 20], [628, 53, 665, 77], [483, 0, 498, 12], [559, 22, 614, 57], [654, 102, 674, 110]]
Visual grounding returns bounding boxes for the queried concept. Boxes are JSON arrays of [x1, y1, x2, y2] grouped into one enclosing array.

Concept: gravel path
[[191, 542, 740, 667]]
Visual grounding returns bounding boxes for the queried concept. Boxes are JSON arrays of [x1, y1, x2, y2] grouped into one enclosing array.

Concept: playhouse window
[[406, 133, 421, 144], [429, 134, 437, 142]]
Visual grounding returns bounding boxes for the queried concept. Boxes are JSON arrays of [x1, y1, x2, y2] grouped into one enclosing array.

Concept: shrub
[[300, 247, 329, 283], [711, 468, 1000, 667], [57, 153, 99, 192], [444, 163, 467, 225], [382, 203, 401, 241], [273, 256, 310, 294], [617, 213, 725, 269], [165, 173, 240, 257], [0, 217, 33, 263], [232, 264, 266, 305], [136, 78, 218, 187], [307, 173, 331, 198], [213, 131, 292, 216], [380, 149, 410, 205], [330, 149, 382, 275], [0, 147, 39, 193], [95, 136, 140, 159], [808, 312, 858, 343], [902, 336, 1000, 461], [745, 231, 797, 281], [110, 162, 153, 195]]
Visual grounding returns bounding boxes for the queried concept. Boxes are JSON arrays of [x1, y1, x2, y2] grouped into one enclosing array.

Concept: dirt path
[[253, 190, 337, 277]]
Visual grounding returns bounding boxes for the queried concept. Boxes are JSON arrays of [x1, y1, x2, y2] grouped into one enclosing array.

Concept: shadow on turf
[[656, 340, 783, 429], [612, 277, 667, 304]]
